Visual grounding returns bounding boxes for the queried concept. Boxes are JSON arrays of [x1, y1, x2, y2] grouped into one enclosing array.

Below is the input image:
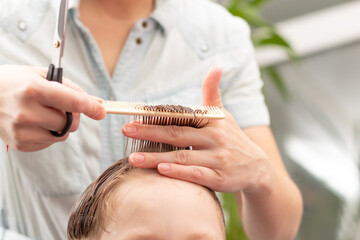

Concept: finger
[[122, 123, 215, 148], [157, 163, 219, 190], [10, 142, 53, 152], [90, 95, 105, 104], [11, 126, 69, 146], [69, 112, 80, 132], [62, 78, 86, 93], [33, 66, 49, 78], [53, 80, 102, 131], [202, 66, 223, 108], [129, 150, 219, 168], [37, 67, 86, 94], [16, 103, 80, 133], [36, 81, 106, 120]]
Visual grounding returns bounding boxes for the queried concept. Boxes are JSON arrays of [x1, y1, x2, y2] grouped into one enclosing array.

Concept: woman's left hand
[[122, 67, 275, 193]]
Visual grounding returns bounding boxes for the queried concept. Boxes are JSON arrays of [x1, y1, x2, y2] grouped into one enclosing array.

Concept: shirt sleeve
[[220, 18, 270, 128]]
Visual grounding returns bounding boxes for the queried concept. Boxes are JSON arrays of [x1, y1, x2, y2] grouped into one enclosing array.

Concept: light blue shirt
[[0, 0, 269, 239]]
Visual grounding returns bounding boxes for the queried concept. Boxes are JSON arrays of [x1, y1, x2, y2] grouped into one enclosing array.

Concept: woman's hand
[[122, 67, 275, 193], [0, 65, 106, 152]]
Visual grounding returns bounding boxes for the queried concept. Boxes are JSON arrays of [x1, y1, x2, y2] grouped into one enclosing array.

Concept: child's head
[[68, 159, 225, 240]]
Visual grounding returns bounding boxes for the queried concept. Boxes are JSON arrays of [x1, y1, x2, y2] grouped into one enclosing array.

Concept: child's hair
[[67, 158, 224, 240], [68, 104, 225, 239]]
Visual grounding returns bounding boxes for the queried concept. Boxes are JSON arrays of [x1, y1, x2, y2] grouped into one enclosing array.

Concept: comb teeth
[[115, 102, 226, 156], [104, 101, 225, 120]]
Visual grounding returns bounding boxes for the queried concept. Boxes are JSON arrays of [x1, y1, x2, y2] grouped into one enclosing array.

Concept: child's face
[[96, 171, 225, 240]]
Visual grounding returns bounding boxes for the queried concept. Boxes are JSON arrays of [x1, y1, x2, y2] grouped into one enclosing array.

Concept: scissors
[[46, 0, 73, 137]]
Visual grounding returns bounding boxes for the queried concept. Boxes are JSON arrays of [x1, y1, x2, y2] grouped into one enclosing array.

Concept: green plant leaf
[[249, 0, 271, 8], [252, 27, 299, 61], [222, 193, 249, 240], [229, 6, 271, 27]]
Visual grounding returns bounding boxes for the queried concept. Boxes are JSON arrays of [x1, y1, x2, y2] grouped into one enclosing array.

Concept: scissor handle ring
[[46, 64, 73, 138], [50, 112, 73, 137]]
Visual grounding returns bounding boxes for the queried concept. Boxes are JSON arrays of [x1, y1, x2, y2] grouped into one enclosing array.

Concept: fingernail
[[130, 154, 145, 165], [123, 124, 137, 134], [158, 164, 171, 173], [92, 96, 104, 103], [95, 106, 105, 119]]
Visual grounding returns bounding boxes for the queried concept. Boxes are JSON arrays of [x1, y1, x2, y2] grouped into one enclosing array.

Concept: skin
[[79, 0, 155, 75], [0, 0, 303, 239], [123, 68, 303, 239], [96, 170, 225, 240], [0, 65, 105, 152]]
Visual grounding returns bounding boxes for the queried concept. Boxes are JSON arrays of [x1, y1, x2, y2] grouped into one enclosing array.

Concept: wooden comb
[[103, 101, 225, 120], [103, 101, 226, 154]]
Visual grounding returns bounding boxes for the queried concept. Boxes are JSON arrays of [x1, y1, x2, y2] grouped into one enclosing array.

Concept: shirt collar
[[69, 0, 174, 35], [69, 0, 79, 11], [150, 0, 175, 35]]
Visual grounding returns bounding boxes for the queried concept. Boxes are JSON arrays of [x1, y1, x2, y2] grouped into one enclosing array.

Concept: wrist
[[242, 157, 276, 199]]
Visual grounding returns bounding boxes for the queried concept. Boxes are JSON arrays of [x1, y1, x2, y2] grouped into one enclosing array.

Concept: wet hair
[[67, 158, 225, 240], [67, 104, 225, 239]]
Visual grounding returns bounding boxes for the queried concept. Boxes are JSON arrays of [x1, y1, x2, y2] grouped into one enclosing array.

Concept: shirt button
[[142, 21, 148, 29], [18, 20, 27, 31], [136, 38, 143, 45], [201, 44, 209, 53]]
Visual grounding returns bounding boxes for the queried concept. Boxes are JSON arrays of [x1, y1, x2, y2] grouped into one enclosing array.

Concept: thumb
[[202, 66, 223, 108]]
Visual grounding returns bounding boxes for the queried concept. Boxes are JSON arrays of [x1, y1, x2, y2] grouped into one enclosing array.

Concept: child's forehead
[[110, 169, 221, 217], [118, 169, 207, 196], [103, 170, 225, 240]]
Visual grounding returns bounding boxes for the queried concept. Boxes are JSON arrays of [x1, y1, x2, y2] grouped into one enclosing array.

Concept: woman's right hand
[[0, 65, 106, 152]]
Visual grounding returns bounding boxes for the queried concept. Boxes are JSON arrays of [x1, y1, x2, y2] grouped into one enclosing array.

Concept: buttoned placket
[[72, 12, 158, 169], [104, 18, 157, 169], [111, 18, 157, 97]]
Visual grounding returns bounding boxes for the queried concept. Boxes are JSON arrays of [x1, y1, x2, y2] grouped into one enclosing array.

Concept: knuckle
[[216, 171, 228, 185], [12, 132, 27, 151], [212, 171, 227, 190], [22, 81, 43, 101], [11, 126, 24, 144], [190, 168, 205, 182], [213, 130, 228, 146], [214, 150, 227, 165], [149, 154, 160, 166], [168, 125, 181, 140], [71, 95, 87, 113], [13, 111, 31, 126], [14, 143, 26, 152], [175, 151, 189, 165], [13, 134, 21, 144]]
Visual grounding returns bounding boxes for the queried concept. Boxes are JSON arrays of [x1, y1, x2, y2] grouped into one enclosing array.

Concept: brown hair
[[67, 158, 132, 240], [67, 158, 224, 240], [67, 104, 225, 239]]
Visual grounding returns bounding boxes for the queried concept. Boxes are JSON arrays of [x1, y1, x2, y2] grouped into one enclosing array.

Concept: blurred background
[[217, 0, 360, 239]]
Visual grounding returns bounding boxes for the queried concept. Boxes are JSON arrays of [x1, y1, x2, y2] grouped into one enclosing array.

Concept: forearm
[[236, 169, 303, 240]]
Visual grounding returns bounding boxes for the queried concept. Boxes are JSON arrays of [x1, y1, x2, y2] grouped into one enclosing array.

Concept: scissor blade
[[52, 0, 69, 68]]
